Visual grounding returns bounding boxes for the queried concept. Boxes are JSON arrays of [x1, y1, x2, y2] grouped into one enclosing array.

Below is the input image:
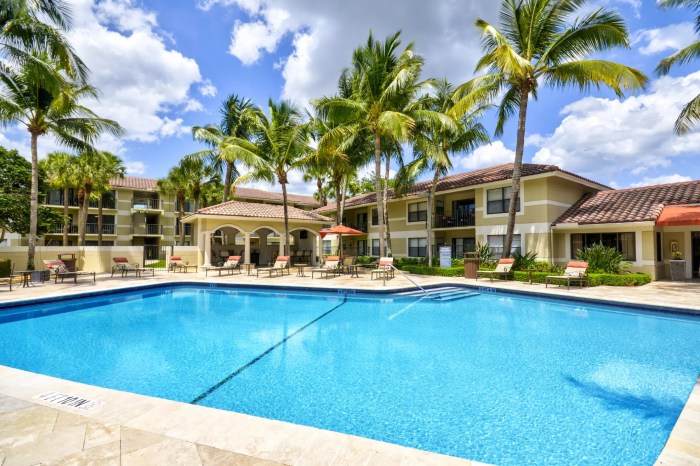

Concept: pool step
[[397, 287, 479, 301]]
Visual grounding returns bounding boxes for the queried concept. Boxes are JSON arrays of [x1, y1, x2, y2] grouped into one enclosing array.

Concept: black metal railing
[[345, 222, 368, 233], [131, 224, 162, 235], [176, 201, 194, 212], [88, 199, 116, 209], [48, 225, 78, 234], [132, 198, 161, 210], [433, 211, 475, 228]]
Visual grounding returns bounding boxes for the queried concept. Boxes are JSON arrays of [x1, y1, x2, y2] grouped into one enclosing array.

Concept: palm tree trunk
[[27, 132, 39, 270], [503, 86, 530, 259], [222, 161, 233, 202], [79, 185, 91, 246], [340, 174, 347, 227], [177, 192, 186, 246], [97, 195, 103, 246], [190, 193, 199, 245], [374, 133, 385, 257], [62, 187, 69, 246], [428, 167, 440, 266], [383, 153, 392, 255], [77, 187, 85, 247], [333, 169, 342, 226], [281, 181, 290, 256]]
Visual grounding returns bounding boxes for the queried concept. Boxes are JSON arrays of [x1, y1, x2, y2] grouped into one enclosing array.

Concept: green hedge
[[511, 271, 651, 286], [0, 259, 10, 278], [400, 265, 464, 277]]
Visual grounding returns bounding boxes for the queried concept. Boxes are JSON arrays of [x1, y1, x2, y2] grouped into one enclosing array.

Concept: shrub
[[575, 243, 629, 274], [355, 256, 377, 265], [394, 257, 425, 269], [0, 258, 10, 278], [452, 258, 464, 267], [475, 242, 494, 266], [511, 271, 651, 286], [400, 265, 464, 277], [512, 250, 538, 270]]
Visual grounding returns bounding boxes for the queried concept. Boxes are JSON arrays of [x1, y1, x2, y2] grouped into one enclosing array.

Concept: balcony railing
[[47, 223, 116, 235], [88, 199, 116, 209], [131, 224, 162, 235], [176, 201, 194, 212], [345, 222, 368, 233], [433, 211, 475, 229], [45, 195, 115, 209], [132, 198, 161, 210]]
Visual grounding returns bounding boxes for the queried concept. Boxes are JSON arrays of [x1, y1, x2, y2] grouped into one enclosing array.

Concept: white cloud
[[530, 71, 700, 182], [453, 142, 515, 171], [159, 118, 191, 137], [216, 0, 496, 107], [198, 79, 218, 97], [632, 22, 696, 55], [124, 160, 147, 175], [629, 174, 692, 187], [184, 99, 205, 112]]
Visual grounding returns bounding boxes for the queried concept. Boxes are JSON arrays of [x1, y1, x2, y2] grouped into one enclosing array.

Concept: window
[[371, 239, 380, 256], [435, 200, 445, 216], [570, 233, 636, 261], [408, 238, 427, 257], [357, 240, 367, 256], [371, 209, 378, 226], [408, 201, 427, 222], [487, 187, 520, 214], [322, 240, 332, 254], [487, 234, 521, 256]]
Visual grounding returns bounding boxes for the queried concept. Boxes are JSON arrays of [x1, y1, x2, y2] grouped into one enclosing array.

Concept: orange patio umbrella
[[319, 224, 365, 258]]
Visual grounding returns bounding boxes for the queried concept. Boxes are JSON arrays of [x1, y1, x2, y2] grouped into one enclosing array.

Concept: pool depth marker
[[190, 295, 348, 405]]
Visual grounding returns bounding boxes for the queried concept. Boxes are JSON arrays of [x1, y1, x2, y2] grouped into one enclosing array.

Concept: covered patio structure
[[182, 200, 333, 267]]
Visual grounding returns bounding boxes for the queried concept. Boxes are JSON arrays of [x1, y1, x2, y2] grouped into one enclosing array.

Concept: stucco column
[[203, 231, 212, 267], [244, 233, 251, 264], [278, 234, 285, 258], [316, 234, 322, 265]]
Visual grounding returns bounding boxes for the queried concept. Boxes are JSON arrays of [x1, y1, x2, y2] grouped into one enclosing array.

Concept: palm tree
[[182, 157, 218, 244], [0, 0, 87, 82], [41, 151, 77, 246], [0, 54, 123, 268], [453, 0, 647, 258], [190, 94, 256, 202], [157, 166, 189, 246], [315, 31, 452, 257], [92, 152, 125, 246], [401, 79, 490, 265], [657, 0, 700, 134], [236, 99, 310, 256]]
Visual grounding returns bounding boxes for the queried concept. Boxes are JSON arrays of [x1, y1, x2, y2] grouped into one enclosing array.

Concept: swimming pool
[[0, 284, 698, 465]]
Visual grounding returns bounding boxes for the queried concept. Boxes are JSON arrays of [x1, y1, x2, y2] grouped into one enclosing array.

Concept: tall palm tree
[[190, 94, 256, 202], [157, 166, 189, 246], [41, 151, 77, 246], [1, 0, 87, 82], [181, 157, 218, 244], [236, 99, 310, 256], [315, 31, 452, 257], [657, 0, 700, 134], [400, 79, 490, 265], [0, 53, 123, 268], [453, 0, 647, 258], [92, 152, 125, 246]]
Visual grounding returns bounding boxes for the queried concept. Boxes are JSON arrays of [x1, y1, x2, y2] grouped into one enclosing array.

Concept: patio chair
[[256, 256, 290, 278], [111, 257, 154, 278], [341, 256, 357, 274], [546, 261, 589, 290], [370, 257, 395, 281], [43, 259, 96, 284], [0, 263, 21, 291], [168, 256, 197, 273], [204, 256, 242, 276], [311, 256, 341, 279], [476, 258, 514, 282]]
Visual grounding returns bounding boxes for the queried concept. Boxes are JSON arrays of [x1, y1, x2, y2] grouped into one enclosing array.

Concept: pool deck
[[0, 270, 699, 465]]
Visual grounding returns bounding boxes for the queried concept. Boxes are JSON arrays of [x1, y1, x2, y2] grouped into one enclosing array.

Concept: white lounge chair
[[371, 257, 394, 280], [546, 261, 589, 290], [476, 258, 514, 282], [203, 256, 242, 276], [256, 256, 290, 277], [311, 256, 341, 279]]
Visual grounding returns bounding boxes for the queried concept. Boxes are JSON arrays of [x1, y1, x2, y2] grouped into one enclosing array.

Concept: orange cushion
[[170, 256, 182, 261], [276, 256, 289, 261], [567, 261, 588, 268], [113, 257, 129, 263], [498, 258, 515, 264], [326, 256, 339, 261]]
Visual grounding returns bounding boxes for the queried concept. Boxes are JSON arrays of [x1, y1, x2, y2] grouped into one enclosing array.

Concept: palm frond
[[656, 40, 700, 75], [674, 92, 700, 135], [544, 59, 647, 96]]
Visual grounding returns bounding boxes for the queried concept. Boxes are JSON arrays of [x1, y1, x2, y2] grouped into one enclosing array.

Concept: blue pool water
[[0, 285, 698, 465]]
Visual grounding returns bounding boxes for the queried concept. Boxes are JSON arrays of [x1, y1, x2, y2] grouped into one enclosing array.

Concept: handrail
[[389, 264, 428, 295]]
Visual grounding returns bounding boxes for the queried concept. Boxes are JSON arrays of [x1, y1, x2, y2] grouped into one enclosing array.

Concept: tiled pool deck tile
[[0, 270, 699, 465]]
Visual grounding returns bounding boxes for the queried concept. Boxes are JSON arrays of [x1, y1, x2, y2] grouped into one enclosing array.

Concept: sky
[[1, 0, 699, 195]]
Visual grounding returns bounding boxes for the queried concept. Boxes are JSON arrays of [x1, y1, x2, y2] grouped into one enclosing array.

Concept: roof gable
[[192, 200, 332, 222]]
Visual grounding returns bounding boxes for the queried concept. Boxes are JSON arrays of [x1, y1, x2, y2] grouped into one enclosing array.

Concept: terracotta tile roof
[[231, 187, 318, 206], [554, 180, 700, 225], [110, 176, 158, 191], [192, 200, 332, 222], [314, 163, 606, 213]]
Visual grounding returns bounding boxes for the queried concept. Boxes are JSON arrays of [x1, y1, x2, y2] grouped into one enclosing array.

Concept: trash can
[[58, 253, 77, 272], [464, 253, 479, 279]]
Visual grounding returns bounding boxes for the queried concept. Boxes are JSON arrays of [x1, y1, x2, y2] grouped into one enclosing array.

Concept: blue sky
[[1, 0, 698, 195]]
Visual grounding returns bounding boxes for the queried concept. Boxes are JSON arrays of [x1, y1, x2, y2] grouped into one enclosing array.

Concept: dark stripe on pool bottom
[[190, 295, 348, 405]]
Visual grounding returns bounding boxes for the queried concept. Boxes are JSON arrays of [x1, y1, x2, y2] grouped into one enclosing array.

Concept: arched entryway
[[289, 227, 321, 265]]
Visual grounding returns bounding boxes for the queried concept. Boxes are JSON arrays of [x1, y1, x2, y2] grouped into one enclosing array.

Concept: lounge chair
[[546, 261, 589, 290], [311, 256, 341, 279], [256, 256, 290, 277], [341, 256, 357, 274], [203, 256, 242, 276], [168, 256, 197, 273], [111, 257, 154, 278], [0, 264, 21, 291], [476, 258, 514, 282], [43, 260, 96, 284], [370, 257, 395, 280]]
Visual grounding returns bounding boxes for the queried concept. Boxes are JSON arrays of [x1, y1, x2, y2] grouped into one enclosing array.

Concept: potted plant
[[669, 250, 686, 282]]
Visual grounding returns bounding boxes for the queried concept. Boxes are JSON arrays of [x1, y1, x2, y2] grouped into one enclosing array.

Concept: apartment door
[[452, 237, 475, 258], [453, 199, 475, 226], [692, 232, 700, 278]]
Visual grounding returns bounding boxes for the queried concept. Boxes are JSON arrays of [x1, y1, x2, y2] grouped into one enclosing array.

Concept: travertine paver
[[0, 271, 699, 465]]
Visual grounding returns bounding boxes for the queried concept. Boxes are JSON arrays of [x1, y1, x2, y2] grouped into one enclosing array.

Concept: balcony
[[345, 222, 368, 233], [47, 224, 116, 235], [45, 197, 79, 208], [433, 211, 475, 229], [47, 225, 78, 235], [131, 224, 163, 235], [88, 199, 116, 209], [132, 198, 161, 210], [176, 201, 194, 213]]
